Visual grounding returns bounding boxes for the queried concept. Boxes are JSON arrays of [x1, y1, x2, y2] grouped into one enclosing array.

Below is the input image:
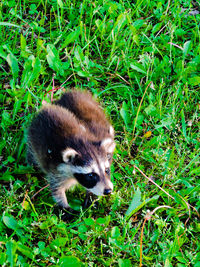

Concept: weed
[[0, 0, 200, 266]]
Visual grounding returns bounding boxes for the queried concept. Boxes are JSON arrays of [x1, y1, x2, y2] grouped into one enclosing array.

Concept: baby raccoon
[[27, 90, 115, 216]]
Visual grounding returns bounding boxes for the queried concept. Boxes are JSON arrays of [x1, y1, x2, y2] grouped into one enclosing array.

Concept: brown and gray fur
[[27, 90, 115, 211]]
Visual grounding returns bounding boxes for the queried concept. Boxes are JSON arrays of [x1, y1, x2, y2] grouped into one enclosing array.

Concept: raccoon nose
[[104, 188, 112, 195]]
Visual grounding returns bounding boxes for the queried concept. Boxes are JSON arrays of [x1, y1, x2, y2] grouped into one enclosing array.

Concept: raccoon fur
[[27, 90, 115, 214]]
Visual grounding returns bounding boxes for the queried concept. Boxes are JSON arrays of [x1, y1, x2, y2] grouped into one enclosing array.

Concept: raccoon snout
[[103, 188, 112, 195]]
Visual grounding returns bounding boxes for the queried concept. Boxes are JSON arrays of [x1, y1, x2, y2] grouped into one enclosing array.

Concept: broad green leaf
[[126, 189, 158, 219], [130, 62, 146, 74], [118, 258, 132, 267], [120, 101, 130, 128], [20, 34, 26, 51], [125, 188, 142, 217], [77, 70, 89, 77], [37, 38, 44, 53], [38, 241, 45, 250], [59, 256, 82, 267], [84, 218, 94, 226], [155, 116, 175, 129], [3, 215, 18, 230], [183, 40, 191, 57], [152, 23, 162, 34], [21, 58, 32, 86], [78, 224, 88, 233], [111, 226, 121, 238], [7, 53, 19, 80], [0, 252, 6, 265], [189, 76, 200, 86], [30, 57, 41, 84], [74, 46, 84, 62], [61, 27, 80, 48], [0, 173, 15, 181], [1, 110, 12, 130], [6, 240, 17, 267], [17, 243, 34, 260], [40, 218, 54, 229], [133, 19, 144, 29], [6, 156, 15, 163], [29, 4, 38, 15], [144, 104, 157, 116], [21, 55, 42, 86], [20, 34, 29, 58], [96, 217, 107, 225], [113, 13, 127, 33], [176, 256, 188, 264], [13, 100, 22, 120], [51, 237, 68, 247], [69, 198, 82, 210], [46, 44, 64, 75], [135, 114, 144, 127], [175, 28, 186, 36]]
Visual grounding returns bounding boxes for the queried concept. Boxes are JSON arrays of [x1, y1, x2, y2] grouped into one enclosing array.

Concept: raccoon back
[[27, 104, 88, 171], [55, 91, 112, 139]]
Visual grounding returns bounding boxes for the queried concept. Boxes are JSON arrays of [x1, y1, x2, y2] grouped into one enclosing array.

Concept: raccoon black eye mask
[[27, 90, 115, 219]]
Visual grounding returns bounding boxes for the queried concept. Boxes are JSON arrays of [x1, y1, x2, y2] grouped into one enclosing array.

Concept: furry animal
[[27, 90, 115, 216]]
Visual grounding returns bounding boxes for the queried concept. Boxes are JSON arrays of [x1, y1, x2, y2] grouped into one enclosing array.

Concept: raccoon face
[[58, 138, 115, 196], [73, 159, 113, 196]]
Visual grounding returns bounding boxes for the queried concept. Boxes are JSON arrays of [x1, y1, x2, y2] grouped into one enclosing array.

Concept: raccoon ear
[[101, 138, 115, 153], [109, 126, 114, 137], [62, 148, 78, 163]]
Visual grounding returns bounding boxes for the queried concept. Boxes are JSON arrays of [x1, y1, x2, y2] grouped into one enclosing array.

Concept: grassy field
[[0, 0, 200, 266]]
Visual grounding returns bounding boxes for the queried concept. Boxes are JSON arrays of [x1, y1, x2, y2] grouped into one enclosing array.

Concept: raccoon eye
[[47, 149, 52, 154], [87, 173, 93, 178], [87, 172, 96, 179], [105, 168, 110, 175]]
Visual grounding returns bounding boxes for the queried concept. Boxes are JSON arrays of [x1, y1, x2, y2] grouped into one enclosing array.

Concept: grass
[[0, 0, 200, 266]]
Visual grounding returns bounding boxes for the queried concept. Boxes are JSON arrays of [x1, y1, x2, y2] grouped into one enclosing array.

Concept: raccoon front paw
[[61, 208, 80, 221], [83, 192, 99, 209], [53, 206, 80, 221], [83, 192, 93, 209]]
